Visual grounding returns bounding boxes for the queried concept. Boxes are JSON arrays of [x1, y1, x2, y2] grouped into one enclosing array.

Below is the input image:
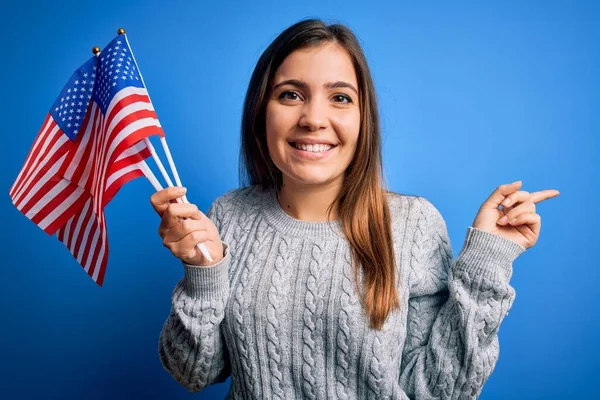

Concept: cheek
[[333, 111, 361, 147], [265, 104, 293, 166], [265, 104, 291, 144]]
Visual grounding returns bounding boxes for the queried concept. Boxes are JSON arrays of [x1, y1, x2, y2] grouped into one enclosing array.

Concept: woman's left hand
[[472, 181, 560, 249]]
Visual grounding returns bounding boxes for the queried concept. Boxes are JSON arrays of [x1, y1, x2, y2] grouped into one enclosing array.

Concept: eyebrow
[[272, 79, 359, 96]]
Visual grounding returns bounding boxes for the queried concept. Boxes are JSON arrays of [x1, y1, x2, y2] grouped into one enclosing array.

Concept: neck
[[277, 177, 342, 222]]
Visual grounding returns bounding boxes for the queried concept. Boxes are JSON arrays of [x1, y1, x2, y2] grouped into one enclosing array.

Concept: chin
[[283, 169, 339, 187]]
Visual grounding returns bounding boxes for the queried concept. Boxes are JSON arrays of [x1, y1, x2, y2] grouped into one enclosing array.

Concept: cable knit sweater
[[158, 185, 526, 399]]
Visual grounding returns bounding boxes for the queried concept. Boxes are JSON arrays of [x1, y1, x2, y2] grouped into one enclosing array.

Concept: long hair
[[239, 19, 399, 330]]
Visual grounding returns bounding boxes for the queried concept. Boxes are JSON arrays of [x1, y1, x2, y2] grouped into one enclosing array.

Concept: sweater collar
[[260, 186, 345, 240]]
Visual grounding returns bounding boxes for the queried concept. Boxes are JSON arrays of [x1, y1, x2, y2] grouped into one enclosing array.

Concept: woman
[[152, 19, 559, 399]]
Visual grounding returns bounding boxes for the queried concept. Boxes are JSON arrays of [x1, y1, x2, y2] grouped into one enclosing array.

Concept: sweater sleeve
[[158, 198, 232, 392], [398, 197, 526, 400]]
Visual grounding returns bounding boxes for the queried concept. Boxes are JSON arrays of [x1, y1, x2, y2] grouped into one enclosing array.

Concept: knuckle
[[191, 231, 203, 242], [181, 219, 192, 232]]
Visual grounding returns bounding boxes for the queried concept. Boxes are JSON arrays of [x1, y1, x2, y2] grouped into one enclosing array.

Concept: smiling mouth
[[288, 142, 338, 153]]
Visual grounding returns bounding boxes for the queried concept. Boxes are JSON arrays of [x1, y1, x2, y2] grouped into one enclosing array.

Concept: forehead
[[274, 42, 358, 86]]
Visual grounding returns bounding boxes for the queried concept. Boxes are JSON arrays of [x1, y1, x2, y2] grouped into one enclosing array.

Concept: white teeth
[[292, 142, 333, 152]]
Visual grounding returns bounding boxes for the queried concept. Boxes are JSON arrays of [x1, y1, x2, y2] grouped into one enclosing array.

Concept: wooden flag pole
[[118, 28, 213, 264]]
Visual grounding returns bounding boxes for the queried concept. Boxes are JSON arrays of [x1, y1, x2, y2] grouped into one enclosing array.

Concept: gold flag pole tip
[[92, 46, 101, 55], [117, 28, 126, 35]]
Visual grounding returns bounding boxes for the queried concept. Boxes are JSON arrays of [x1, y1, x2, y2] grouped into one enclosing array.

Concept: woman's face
[[265, 42, 361, 189]]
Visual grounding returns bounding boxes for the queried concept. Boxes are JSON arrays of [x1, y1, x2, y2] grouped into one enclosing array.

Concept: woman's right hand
[[150, 187, 224, 267]]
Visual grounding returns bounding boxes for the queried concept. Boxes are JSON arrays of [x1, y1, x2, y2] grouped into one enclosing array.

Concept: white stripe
[[75, 204, 95, 265], [91, 214, 106, 282], [78, 105, 103, 189], [12, 125, 66, 203], [105, 101, 157, 142], [24, 178, 69, 219], [62, 217, 73, 247], [14, 153, 68, 209], [115, 140, 146, 162], [11, 117, 54, 196], [65, 103, 97, 182], [96, 108, 159, 213], [105, 86, 154, 118], [84, 223, 101, 274], [105, 117, 161, 168], [105, 160, 145, 189], [38, 185, 86, 231], [69, 199, 90, 255]]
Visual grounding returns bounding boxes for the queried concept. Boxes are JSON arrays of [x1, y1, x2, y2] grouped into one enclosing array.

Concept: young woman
[[152, 19, 559, 399]]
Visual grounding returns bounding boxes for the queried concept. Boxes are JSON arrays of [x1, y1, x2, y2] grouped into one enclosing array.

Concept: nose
[[298, 98, 328, 131]]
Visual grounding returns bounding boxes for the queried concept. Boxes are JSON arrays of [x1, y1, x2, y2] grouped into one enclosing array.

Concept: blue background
[[1, 0, 597, 399]]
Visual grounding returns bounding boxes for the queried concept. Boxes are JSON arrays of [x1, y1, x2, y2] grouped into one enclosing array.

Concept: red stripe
[[44, 193, 89, 236], [80, 215, 99, 275], [11, 122, 66, 201], [57, 225, 65, 242], [30, 178, 79, 225], [71, 201, 93, 259], [108, 147, 149, 175], [103, 169, 145, 207], [17, 175, 63, 215], [10, 114, 53, 197], [59, 104, 99, 181], [13, 121, 61, 197], [85, 217, 105, 283], [95, 212, 109, 286], [105, 93, 151, 125]]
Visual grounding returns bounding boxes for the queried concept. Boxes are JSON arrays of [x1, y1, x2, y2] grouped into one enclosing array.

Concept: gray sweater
[[158, 185, 526, 399]]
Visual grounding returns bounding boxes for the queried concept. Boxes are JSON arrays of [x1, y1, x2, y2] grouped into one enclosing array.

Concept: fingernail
[[512, 180, 521, 185], [498, 216, 508, 224], [501, 197, 511, 206], [177, 187, 187, 193]]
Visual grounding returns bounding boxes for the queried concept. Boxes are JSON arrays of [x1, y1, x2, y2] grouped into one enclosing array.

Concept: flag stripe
[[11, 123, 68, 203], [44, 190, 89, 236], [13, 153, 68, 213], [29, 179, 78, 226], [61, 103, 98, 184], [13, 44, 166, 286], [9, 114, 53, 196]]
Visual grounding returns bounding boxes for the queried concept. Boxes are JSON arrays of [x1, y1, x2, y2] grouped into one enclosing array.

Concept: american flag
[[10, 33, 164, 286]]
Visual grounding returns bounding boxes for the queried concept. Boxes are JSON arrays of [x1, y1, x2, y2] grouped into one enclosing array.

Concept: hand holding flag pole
[[117, 28, 213, 263], [10, 27, 213, 286]]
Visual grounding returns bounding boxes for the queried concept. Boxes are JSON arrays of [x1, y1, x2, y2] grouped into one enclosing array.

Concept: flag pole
[[159, 137, 188, 203], [118, 28, 212, 263]]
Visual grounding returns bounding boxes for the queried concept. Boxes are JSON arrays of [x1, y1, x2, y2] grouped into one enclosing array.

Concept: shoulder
[[384, 190, 445, 227], [385, 191, 453, 295], [212, 184, 264, 209], [208, 184, 266, 222]]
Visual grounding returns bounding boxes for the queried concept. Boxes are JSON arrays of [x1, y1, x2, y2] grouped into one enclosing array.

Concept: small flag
[[10, 33, 164, 286], [9, 56, 97, 235]]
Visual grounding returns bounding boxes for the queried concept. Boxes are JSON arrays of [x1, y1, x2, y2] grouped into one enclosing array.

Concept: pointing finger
[[531, 189, 560, 204]]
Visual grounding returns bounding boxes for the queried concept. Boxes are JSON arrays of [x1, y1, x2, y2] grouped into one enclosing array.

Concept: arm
[[158, 199, 232, 392], [399, 197, 526, 399]]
